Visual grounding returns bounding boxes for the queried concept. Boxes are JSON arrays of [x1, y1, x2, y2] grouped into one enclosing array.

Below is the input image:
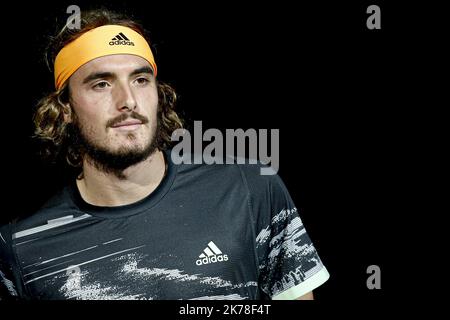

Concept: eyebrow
[[130, 66, 154, 77], [82, 66, 154, 84]]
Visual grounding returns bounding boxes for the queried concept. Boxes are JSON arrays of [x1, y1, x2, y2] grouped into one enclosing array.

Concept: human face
[[67, 54, 159, 171]]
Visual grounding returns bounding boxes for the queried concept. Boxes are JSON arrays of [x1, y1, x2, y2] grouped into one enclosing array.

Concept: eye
[[135, 77, 150, 85], [93, 81, 110, 89]]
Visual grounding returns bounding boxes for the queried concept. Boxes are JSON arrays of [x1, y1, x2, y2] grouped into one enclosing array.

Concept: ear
[[63, 103, 73, 123]]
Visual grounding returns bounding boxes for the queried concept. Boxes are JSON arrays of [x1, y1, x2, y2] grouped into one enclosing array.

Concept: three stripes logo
[[109, 32, 135, 46], [196, 241, 228, 266]]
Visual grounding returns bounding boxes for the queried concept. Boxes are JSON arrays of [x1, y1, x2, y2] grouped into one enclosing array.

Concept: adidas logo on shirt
[[109, 32, 135, 46], [196, 241, 228, 266]]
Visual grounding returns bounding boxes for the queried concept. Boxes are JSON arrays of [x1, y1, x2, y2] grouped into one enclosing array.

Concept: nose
[[115, 81, 137, 112]]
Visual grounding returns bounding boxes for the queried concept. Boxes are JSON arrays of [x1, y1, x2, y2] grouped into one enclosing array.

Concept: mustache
[[106, 111, 149, 128]]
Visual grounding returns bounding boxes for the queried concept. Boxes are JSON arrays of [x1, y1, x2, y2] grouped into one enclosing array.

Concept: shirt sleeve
[[241, 165, 330, 300], [0, 224, 20, 300]]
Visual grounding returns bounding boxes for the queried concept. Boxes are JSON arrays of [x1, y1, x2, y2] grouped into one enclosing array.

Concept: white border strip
[[272, 267, 330, 300], [12, 214, 91, 240]]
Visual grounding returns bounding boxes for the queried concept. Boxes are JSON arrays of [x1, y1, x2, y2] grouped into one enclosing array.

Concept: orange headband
[[54, 25, 157, 90]]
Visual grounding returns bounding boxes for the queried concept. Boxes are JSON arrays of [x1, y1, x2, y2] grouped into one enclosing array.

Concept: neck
[[76, 149, 166, 207]]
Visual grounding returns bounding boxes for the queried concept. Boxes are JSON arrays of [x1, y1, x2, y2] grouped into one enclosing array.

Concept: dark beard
[[71, 112, 162, 180]]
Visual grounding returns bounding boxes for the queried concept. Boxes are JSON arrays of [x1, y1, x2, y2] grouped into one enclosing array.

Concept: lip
[[111, 120, 143, 128]]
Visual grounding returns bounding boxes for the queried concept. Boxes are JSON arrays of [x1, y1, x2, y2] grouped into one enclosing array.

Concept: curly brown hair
[[33, 8, 183, 169]]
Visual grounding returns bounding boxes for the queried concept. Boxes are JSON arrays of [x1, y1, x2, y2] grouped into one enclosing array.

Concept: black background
[[1, 0, 429, 310]]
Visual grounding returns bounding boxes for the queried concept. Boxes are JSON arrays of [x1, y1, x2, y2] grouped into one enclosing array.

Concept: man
[[0, 9, 329, 300]]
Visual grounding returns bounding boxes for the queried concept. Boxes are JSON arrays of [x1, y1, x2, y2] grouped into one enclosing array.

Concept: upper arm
[[296, 291, 314, 300]]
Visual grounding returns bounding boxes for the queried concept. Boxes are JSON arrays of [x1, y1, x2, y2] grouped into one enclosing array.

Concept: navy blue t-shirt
[[0, 151, 329, 300]]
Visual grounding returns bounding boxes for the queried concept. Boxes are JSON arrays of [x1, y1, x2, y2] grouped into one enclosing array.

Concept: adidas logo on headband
[[109, 32, 135, 46]]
